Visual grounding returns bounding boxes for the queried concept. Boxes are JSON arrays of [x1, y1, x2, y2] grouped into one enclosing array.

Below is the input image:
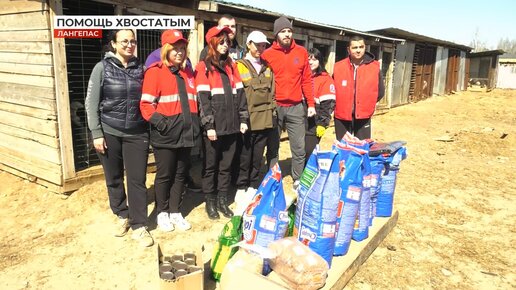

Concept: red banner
[[54, 29, 103, 39]]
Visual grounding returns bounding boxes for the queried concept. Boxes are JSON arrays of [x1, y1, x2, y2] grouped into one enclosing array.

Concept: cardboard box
[[220, 267, 288, 290], [157, 243, 204, 290]]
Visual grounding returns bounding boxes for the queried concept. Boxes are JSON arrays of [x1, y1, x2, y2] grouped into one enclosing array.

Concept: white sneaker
[[114, 215, 130, 237], [293, 180, 300, 192], [234, 188, 248, 205], [235, 188, 254, 215], [157, 212, 174, 232], [169, 213, 191, 231], [131, 226, 154, 247], [246, 187, 257, 196]]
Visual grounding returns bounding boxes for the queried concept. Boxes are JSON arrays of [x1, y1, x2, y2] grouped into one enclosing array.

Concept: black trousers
[[236, 129, 271, 189], [202, 134, 237, 195], [335, 118, 372, 141], [266, 123, 280, 168], [98, 133, 149, 229], [153, 146, 191, 214], [305, 116, 320, 163]]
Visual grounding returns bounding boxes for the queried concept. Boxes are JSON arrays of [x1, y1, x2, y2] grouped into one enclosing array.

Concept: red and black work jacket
[[194, 60, 249, 136], [140, 61, 199, 149], [333, 52, 384, 121], [306, 72, 336, 136]]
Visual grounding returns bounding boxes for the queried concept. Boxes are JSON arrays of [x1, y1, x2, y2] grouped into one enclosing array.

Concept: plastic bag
[[268, 237, 329, 290], [211, 216, 243, 281]]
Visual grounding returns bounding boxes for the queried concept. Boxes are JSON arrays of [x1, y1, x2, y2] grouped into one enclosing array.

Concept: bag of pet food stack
[[342, 135, 372, 242], [242, 163, 289, 272], [294, 146, 340, 266], [368, 157, 385, 224], [352, 153, 371, 241], [333, 141, 366, 256], [376, 147, 407, 217]]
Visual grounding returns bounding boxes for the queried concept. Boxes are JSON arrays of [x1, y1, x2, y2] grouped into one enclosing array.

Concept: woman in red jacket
[[140, 30, 200, 232], [195, 26, 249, 220], [305, 48, 336, 160]]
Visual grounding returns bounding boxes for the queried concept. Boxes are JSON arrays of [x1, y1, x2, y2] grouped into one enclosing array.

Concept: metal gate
[[63, 0, 114, 171], [63, 0, 165, 171]]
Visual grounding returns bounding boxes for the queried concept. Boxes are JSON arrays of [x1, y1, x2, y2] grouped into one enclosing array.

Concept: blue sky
[[226, 0, 516, 48]]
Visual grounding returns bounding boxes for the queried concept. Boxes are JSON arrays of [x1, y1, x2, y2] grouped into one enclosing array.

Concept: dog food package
[[369, 157, 385, 224], [333, 141, 366, 256], [243, 163, 289, 260], [268, 237, 329, 290], [376, 147, 407, 217], [343, 138, 372, 242], [352, 172, 371, 241], [294, 147, 340, 266]]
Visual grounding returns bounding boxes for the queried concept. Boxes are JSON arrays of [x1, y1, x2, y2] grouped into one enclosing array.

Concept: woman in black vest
[[85, 29, 153, 247]]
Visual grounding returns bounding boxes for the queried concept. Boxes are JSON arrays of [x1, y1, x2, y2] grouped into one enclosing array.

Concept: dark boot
[[217, 193, 234, 218], [205, 195, 220, 220]]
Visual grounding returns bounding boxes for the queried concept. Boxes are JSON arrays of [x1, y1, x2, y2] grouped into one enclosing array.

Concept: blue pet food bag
[[294, 147, 340, 266]]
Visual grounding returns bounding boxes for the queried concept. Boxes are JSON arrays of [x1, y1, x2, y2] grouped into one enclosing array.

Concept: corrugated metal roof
[[469, 49, 505, 57], [368, 27, 472, 51], [211, 1, 405, 43], [500, 53, 516, 59]]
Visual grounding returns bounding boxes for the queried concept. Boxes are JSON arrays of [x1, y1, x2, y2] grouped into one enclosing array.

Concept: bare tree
[[469, 27, 489, 52], [497, 38, 516, 54]]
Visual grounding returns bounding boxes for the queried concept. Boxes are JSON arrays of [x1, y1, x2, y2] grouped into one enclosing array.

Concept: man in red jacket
[[333, 35, 385, 140], [262, 16, 315, 190]]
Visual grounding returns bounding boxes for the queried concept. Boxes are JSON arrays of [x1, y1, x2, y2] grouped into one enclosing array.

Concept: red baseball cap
[[205, 26, 233, 43], [161, 29, 187, 46]]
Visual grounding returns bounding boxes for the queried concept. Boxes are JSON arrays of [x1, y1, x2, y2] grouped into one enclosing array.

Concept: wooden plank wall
[[433, 46, 446, 96], [458, 51, 467, 91], [0, 0, 63, 185], [391, 42, 415, 107]]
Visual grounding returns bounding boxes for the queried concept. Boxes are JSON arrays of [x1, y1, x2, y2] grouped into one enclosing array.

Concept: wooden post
[[190, 20, 204, 67], [49, 0, 75, 182], [326, 40, 337, 75]]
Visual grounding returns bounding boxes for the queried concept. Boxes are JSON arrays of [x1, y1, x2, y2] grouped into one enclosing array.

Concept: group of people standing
[[85, 14, 384, 248]]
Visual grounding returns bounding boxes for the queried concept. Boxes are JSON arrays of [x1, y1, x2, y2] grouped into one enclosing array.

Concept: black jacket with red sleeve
[[194, 60, 249, 136]]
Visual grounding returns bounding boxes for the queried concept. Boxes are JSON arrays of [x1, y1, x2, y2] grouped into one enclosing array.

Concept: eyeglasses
[[117, 39, 137, 47], [218, 39, 230, 46]]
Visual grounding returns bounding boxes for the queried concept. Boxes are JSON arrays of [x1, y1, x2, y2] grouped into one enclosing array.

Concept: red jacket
[[140, 62, 199, 148], [195, 60, 248, 136], [261, 39, 314, 108], [333, 52, 383, 121], [313, 72, 336, 127]]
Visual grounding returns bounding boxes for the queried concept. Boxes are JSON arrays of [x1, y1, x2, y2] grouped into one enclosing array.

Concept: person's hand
[[316, 125, 326, 138], [307, 107, 316, 117], [93, 137, 107, 154], [207, 129, 217, 141], [240, 123, 248, 134]]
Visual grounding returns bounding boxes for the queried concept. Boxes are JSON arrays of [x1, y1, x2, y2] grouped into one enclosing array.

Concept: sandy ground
[[0, 89, 515, 290]]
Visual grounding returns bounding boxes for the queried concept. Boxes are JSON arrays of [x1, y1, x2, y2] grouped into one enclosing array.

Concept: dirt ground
[[0, 89, 515, 290]]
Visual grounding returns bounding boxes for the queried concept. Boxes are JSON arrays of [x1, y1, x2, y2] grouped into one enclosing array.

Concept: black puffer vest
[[100, 57, 146, 131]]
